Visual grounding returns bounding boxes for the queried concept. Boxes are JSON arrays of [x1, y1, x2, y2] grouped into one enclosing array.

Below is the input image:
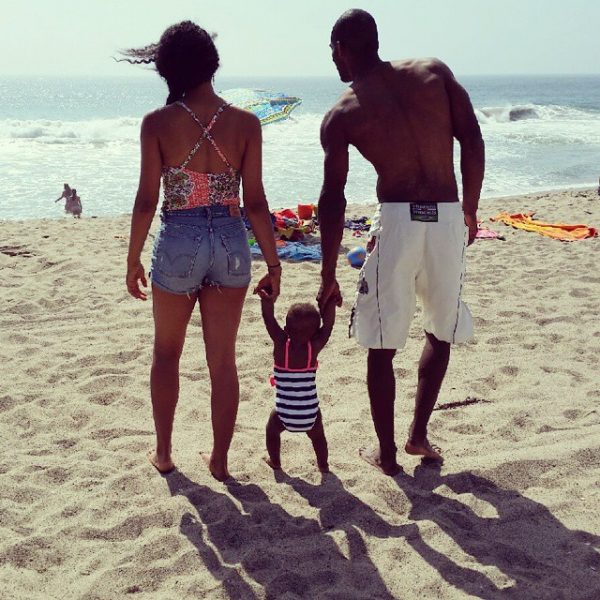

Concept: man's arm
[[260, 295, 286, 344], [434, 61, 485, 243], [317, 108, 349, 307]]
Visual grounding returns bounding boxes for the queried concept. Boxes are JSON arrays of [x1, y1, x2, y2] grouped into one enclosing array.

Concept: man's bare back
[[328, 59, 457, 202]]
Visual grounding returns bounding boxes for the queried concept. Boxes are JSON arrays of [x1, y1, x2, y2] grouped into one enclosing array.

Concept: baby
[[259, 293, 336, 473]]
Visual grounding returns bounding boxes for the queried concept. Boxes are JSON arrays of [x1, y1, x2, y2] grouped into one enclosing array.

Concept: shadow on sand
[[165, 469, 413, 599], [163, 465, 599, 599], [391, 462, 600, 599]]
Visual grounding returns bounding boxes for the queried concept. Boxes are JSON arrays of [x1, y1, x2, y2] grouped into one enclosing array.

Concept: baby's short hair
[[286, 303, 320, 332]]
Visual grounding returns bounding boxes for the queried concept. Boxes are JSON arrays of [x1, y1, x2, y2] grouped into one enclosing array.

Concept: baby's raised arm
[[260, 294, 286, 344], [313, 296, 336, 353]]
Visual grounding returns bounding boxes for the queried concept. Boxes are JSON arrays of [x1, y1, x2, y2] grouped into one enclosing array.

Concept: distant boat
[[220, 88, 302, 125]]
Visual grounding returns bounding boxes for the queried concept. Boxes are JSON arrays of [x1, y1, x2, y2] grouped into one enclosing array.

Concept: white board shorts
[[349, 202, 473, 349]]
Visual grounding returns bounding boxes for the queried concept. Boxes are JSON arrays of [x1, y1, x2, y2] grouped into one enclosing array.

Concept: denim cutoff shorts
[[150, 206, 252, 295]]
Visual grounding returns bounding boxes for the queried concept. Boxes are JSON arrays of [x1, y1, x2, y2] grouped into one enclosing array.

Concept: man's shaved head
[[331, 9, 379, 55]]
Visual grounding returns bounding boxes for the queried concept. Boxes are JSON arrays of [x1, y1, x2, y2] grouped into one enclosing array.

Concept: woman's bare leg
[[149, 285, 197, 473], [199, 285, 248, 481]]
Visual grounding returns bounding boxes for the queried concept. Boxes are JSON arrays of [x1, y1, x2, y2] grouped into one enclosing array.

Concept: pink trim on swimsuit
[[274, 339, 319, 372]]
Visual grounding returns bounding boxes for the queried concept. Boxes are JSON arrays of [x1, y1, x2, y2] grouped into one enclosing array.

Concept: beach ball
[[347, 246, 366, 269]]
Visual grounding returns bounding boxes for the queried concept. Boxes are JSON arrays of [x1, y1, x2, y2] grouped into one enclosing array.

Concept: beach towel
[[490, 212, 597, 241], [250, 241, 321, 262], [475, 224, 504, 240]]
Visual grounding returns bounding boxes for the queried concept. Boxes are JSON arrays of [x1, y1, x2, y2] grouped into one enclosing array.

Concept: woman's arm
[[126, 113, 162, 300], [260, 295, 286, 344], [240, 114, 281, 301]]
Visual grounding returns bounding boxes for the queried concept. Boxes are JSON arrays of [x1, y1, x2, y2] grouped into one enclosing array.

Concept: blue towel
[[250, 242, 321, 262]]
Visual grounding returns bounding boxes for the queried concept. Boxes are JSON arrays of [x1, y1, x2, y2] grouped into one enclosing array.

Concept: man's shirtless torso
[[322, 58, 473, 205]]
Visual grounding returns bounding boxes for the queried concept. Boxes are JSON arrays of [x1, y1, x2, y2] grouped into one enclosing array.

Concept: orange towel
[[490, 212, 598, 241]]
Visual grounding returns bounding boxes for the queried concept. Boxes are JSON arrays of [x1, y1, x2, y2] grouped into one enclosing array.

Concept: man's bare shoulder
[[390, 57, 453, 80], [323, 88, 356, 131], [329, 87, 357, 116]]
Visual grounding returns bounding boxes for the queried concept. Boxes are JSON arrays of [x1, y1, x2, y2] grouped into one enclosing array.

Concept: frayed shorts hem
[[150, 276, 250, 296]]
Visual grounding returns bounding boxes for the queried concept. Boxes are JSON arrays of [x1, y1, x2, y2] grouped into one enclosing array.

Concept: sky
[[2, 0, 600, 77]]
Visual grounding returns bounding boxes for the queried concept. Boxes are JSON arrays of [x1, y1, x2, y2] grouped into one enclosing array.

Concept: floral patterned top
[[161, 101, 241, 211]]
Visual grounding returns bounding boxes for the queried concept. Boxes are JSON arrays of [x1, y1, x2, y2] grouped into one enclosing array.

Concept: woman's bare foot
[[201, 453, 231, 482], [359, 446, 402, 476], [263, 456, 282, 471], [147, 450, 175, 474], [404, 439, 444, 462]]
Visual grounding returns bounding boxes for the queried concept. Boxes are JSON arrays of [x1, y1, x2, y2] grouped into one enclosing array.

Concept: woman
[[55, 183, 72, 212], [123, 21, 281, 481]]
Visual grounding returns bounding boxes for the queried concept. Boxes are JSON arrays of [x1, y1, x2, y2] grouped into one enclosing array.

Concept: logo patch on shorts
[[410, 203, 438, 222]]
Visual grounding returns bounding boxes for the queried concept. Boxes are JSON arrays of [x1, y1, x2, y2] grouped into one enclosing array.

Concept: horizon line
[[2, 72, 600, 79]]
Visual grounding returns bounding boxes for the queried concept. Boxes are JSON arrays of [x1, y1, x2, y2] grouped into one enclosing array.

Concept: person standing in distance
[[317, 9, 484, 475]]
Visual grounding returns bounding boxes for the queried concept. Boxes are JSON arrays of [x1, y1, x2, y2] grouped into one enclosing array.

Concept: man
[[317, 9, 484, 475]]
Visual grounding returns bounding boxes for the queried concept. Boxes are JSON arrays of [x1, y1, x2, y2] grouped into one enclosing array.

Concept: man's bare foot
[[147, 450, 175, 474], [201, 453, 231, 482], [263, 456, 282, 471], [404, 439, 444, 462], [358, 446, 402, 476]]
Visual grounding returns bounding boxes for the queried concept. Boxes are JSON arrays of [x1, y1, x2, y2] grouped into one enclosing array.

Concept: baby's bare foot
[[147, 450, 175, 474]]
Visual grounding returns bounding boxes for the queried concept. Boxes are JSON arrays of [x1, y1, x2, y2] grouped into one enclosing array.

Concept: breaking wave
[[476, 103, 599, 124], [0, 117, 141, 144]]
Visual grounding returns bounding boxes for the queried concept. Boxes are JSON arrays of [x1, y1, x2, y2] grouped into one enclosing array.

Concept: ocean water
[[1, 74, 599, 220]]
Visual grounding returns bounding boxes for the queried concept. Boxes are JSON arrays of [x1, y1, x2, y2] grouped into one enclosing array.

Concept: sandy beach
[[1, 188, 599, 599]]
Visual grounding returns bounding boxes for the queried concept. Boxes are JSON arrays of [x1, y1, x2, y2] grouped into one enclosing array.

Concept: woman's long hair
[[118, 21, 219, 105]]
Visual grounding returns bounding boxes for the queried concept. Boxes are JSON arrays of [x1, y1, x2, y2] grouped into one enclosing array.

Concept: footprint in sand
[[499, 365, 519, 376]]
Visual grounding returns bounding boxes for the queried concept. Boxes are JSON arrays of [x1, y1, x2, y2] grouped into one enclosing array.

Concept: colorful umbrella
[[220, 89, 302, 126]]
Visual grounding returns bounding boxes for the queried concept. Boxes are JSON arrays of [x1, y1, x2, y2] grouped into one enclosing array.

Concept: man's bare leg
[[359, 349, 402, 476], [306, 411, 329, 473], [264, 409, 285, 470], [405, 331, 450, 461]]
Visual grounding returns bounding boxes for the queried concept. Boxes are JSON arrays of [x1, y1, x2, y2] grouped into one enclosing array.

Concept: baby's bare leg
[[265, 409, 285, 470], [306, 411, 329, 473]]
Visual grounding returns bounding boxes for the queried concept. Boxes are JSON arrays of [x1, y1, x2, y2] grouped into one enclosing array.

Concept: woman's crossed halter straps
[[160, 100, 241, 211], [176, 101, 236, 174]]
